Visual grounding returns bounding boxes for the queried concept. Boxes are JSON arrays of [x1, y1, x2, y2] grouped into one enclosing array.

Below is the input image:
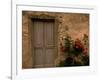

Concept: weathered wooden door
[[30, 19, 57, 68]]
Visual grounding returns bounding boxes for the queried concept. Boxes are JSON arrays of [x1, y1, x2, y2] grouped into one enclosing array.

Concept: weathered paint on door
[[31, 19, 56, 68]]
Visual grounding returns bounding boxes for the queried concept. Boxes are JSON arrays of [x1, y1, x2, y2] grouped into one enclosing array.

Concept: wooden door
[[31, 19, 56, 68]]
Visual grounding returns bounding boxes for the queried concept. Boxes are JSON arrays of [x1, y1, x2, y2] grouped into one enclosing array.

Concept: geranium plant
[[58, 34, 89, 67]]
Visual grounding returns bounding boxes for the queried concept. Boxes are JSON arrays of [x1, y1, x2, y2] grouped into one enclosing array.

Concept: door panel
[[45, 22, 54, 46], [33, 21, 43, 47], [45, 49, 55, 66], [34, 48, 44, 67]]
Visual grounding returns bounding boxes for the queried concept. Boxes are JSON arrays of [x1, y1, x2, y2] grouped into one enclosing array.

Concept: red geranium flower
[[83, 47, 88, 56], [74, 38, 84, 53], [76, 39, 84, 48]]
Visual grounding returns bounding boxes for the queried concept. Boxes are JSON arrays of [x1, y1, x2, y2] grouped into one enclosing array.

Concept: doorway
[[30, 19, 57, 68]]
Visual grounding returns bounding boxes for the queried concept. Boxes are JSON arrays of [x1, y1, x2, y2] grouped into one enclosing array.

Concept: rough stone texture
[[22, 11, 89, 68], [22, 14, 33, 68]]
